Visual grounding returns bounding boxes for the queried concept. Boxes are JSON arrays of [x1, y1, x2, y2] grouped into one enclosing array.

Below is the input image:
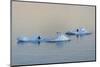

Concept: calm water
[[12, 34, 95, 65], [12, 1, 96, 66]]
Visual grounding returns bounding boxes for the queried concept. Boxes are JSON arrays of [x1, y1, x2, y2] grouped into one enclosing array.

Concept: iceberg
[[46, 32, 70, 42], [66, 27, 91, 35], [17, 32, 70, 43], [17, 36, 31, 42], [17, 35, 46, 43]]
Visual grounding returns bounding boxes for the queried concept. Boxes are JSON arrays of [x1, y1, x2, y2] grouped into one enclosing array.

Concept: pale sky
[[12, 1, 95, 36]]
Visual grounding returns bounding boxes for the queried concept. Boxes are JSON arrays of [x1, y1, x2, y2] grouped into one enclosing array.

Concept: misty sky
[[12, 1, 95, 36]]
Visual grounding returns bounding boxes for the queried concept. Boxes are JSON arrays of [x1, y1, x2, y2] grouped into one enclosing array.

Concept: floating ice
[[66, 27, 91, 35]]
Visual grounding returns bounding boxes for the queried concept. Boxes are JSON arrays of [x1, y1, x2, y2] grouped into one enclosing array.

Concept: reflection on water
[[67, 33, 91, 38], [17, 34, 91, 46], [17, 41, 41, 45], [17, 40, 71, 48]]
